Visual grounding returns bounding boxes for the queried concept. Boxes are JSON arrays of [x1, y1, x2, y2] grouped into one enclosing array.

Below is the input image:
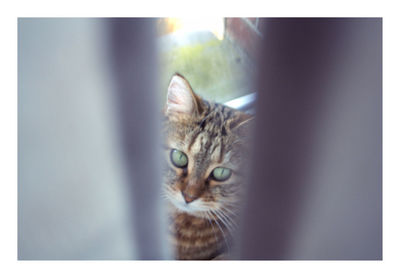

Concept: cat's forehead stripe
[[218, 140, 225, 163], [187, 129, 202, 152], [190, 133, 204, 153]]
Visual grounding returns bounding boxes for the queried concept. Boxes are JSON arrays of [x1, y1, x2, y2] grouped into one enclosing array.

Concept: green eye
[[212, 167, 232, 181], [170, 149, 188, 168]]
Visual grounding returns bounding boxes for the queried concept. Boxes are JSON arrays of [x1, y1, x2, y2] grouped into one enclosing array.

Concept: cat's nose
[[182, 192, 197, 204]]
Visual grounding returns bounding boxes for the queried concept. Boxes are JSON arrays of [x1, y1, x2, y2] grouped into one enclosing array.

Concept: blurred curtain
[[18, 19, 137, 260], [19, 18, 170, 260], [108, 18, 170, 260], [238, 18, 382, 260]]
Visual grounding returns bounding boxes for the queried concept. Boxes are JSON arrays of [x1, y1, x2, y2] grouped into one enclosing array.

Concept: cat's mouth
[[167, 190, 211, 216]]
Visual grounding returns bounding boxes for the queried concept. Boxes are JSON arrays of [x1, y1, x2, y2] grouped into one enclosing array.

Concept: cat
[[162, 74, 253, 260]]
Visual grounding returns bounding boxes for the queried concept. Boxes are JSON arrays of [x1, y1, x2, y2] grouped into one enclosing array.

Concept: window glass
[[157, 18, 257, 104]]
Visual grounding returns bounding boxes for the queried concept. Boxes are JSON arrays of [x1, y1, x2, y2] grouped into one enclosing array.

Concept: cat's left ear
[[165, 74, 205, 117]]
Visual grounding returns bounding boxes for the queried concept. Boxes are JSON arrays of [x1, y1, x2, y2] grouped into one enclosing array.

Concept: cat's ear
[[165, 74, 205, 116]]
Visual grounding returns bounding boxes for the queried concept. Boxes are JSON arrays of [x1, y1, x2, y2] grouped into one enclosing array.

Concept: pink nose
[[182, 192, 197, 204]]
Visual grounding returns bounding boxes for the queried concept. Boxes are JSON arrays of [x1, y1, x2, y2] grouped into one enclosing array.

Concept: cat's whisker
[[219, 199, 240, 206], [210, 209, 235, 241], [161, 190, 173, 198], [217, 209, 238, 233], [216, 210, 238, 242], [208, 211, 231, 251], [160, 192, 169, 198], [221, 205, 241, 216], [217, 200, 237, 209], [161, 188, 179, 203], [220, 206, 239, 219], [212, 209, 236, 235]]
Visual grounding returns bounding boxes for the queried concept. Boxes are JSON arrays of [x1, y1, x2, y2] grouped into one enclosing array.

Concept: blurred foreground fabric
[[18, 19, 137, 259], [238, 18, 382, 260]]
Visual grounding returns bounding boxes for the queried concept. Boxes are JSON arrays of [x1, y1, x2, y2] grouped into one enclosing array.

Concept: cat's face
[[162, 74, 252, 219]]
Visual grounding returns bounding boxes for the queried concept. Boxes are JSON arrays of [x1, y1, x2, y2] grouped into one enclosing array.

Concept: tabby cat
[[162, 74, 252, 260]]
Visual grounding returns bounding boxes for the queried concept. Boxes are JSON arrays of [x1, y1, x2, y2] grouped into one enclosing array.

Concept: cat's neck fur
[[168, 204, 230, 260]]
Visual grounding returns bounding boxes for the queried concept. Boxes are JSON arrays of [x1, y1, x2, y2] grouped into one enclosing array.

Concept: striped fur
[[162, 74, 252, 260]]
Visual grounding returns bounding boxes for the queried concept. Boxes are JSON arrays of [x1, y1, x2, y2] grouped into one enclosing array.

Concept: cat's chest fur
[[169, 209, 229, 260]]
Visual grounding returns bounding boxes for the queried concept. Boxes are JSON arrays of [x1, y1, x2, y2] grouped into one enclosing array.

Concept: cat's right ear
[[165, 74, 205, 117]]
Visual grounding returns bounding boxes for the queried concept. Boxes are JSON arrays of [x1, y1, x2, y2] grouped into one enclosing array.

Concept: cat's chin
[[173, 204, 204, 217], [167, 196, 210, 218]]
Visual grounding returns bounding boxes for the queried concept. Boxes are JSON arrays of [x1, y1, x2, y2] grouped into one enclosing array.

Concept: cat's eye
[[170, 149, 188, 168], [211, 167, 232, 181]]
